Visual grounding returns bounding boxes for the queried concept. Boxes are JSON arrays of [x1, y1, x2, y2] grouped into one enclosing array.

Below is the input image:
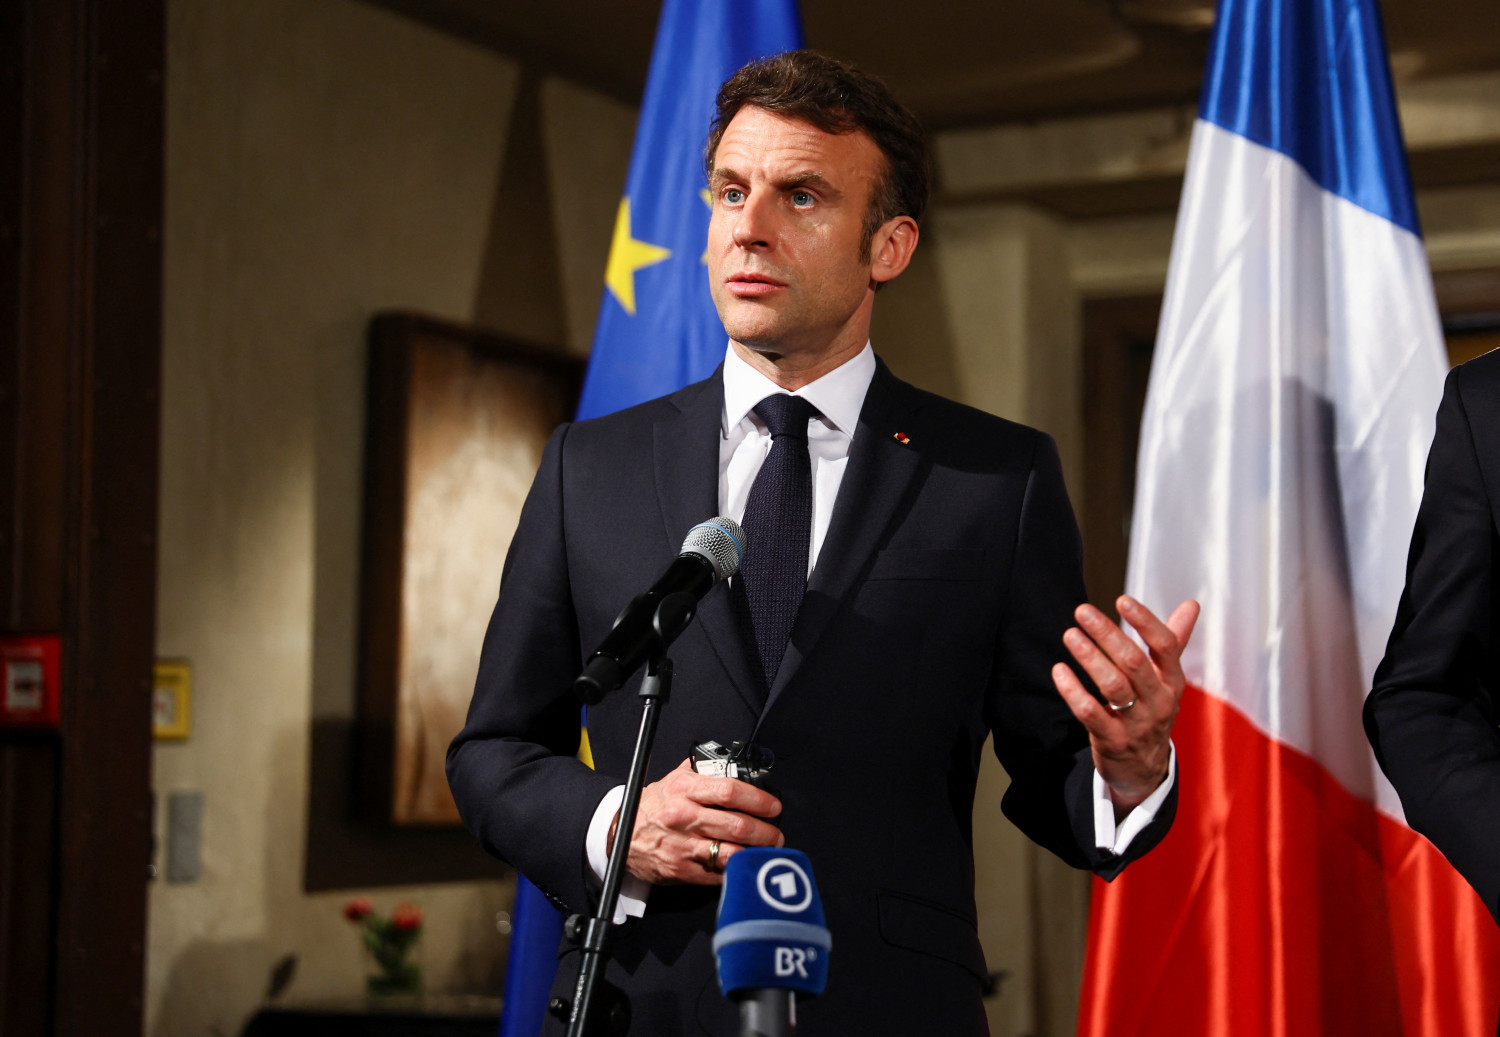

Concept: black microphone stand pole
[[737, 989, 795, 1037], [562, 595, 694, 1037]]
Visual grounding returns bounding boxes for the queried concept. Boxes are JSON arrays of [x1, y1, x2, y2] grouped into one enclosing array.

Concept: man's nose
[[731, 193, 775, 250]]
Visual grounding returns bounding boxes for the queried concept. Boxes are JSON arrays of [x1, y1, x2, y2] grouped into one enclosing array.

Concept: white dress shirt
[[586, 342, 1174, 922]]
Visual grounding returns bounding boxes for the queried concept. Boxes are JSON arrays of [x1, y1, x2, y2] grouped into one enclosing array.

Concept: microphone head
[[681, 517, 746, 581], [713, 847, 830, 999]]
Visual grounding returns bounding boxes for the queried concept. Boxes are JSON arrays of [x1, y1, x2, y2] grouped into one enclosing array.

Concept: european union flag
[[500, 3, 801, 1035]]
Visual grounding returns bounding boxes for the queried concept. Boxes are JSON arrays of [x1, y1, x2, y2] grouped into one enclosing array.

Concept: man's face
[[706, 107, 886, 366]]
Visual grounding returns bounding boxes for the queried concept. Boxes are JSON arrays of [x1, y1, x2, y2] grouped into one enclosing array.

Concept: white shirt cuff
[[586, 785, 651, 924], [1092, 741, 1177, 856]]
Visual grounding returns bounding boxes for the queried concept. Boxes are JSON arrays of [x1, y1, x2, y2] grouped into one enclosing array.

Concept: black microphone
[[573, 517, 746, 704]]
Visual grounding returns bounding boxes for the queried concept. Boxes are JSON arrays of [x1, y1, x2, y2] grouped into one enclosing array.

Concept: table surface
[[243, 994, 503, 1037]]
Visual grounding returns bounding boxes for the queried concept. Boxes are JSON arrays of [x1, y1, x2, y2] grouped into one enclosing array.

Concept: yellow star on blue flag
[[604, 197, 672, 316]]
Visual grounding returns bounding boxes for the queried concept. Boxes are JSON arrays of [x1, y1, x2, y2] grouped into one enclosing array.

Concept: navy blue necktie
[[735, 394, 819, 700]]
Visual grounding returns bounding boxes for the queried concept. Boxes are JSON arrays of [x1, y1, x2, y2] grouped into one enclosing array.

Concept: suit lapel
[[758, 361, 926, 722], [653, 370, 764, 714]]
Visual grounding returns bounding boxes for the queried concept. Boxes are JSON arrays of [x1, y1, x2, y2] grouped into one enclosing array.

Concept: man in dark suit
[[448, 51, 1197, 1036], [1367, 349, 1500, 927]]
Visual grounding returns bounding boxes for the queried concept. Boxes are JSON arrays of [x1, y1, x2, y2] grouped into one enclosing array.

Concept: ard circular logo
[[756, 857, 813, 913]]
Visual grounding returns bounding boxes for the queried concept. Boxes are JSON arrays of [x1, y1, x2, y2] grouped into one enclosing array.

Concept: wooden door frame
[[1, 3, 163, 1034]]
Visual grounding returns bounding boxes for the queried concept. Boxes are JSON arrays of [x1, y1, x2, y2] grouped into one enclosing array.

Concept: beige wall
[[542, 77, 640, 356], [150, 1, 635, 1034]]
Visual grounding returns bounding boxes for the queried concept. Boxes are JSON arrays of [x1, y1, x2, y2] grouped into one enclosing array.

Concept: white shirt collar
[[721, 342, 876, 436]]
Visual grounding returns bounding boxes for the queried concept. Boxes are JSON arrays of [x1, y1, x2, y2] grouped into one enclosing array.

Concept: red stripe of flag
[[1080, 685, 1500, 1036]]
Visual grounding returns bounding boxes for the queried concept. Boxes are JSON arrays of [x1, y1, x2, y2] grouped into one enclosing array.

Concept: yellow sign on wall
[[153, 661, 192, 740]]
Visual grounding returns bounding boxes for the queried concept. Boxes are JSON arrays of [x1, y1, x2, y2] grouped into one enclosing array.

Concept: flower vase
[[363, 936, 422, 1002], [345, 898, 425, 1005]]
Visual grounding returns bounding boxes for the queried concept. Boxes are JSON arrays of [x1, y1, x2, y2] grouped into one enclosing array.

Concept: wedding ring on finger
[[1107, 697, 1137, 712], [707, 839, 723, 872]]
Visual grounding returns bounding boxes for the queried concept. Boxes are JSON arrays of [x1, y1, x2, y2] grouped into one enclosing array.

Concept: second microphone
[[573, 517, 746, 704]]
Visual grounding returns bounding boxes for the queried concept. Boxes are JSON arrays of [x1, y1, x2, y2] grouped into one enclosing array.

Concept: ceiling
[[367, 0, 1500, 129]]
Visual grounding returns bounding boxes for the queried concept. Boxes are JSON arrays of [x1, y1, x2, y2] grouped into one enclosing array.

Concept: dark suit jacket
[[448, 360, 1175, 1036], [1367, 349, 1500, 926]]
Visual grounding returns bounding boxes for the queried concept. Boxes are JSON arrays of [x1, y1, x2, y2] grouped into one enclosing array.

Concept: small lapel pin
[[893, 432, 910, 445]]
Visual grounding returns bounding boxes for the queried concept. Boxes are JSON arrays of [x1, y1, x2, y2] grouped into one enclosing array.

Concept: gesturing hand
[[1051, 596, 1200, 816], [614, 758, 785, 885]]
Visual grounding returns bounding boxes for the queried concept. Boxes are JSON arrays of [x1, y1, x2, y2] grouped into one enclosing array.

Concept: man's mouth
[[725, 272, 787, 297]]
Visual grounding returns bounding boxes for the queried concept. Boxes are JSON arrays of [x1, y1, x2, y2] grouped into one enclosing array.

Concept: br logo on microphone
[[774, 945, 810, 979], [757, 858, 813, 913]]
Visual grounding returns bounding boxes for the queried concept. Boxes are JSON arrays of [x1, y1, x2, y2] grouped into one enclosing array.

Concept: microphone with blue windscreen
[[713, 848, 831, 1037]]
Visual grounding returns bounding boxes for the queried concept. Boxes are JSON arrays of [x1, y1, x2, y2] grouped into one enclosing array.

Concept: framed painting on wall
[[357, 312, 582, 825]]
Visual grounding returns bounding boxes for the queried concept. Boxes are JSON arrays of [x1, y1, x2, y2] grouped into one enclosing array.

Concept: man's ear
[[870, 215, 920, 285]]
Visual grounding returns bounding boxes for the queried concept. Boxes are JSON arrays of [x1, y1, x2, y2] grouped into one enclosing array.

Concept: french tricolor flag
[[1078, 0, 1500, 1033]]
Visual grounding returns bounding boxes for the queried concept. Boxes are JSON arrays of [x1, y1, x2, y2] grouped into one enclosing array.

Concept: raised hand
[[1051, 596, 1200, 814]]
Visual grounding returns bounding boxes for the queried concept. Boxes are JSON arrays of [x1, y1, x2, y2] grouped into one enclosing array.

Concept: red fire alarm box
[[0, 635, 61, 729]]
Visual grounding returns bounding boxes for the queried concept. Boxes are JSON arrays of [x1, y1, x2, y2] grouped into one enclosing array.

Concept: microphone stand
[[737, 989, 795, 1037], [562, 595, 693, 1037]]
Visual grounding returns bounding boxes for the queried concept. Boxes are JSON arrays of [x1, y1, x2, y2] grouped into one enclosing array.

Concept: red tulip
[[390, 903, 424, 932], [343, 897, 373, 922]]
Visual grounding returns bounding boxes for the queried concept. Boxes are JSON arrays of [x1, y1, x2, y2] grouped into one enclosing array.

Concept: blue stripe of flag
[[1199, 0, 1420, 236]]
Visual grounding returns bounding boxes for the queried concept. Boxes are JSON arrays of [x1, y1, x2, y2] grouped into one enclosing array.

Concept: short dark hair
[[705, 50, 930, 259]]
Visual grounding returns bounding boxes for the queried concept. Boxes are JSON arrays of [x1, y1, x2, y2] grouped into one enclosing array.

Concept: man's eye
[[790, 191, 814, 207], [723, 188, 745, 205]]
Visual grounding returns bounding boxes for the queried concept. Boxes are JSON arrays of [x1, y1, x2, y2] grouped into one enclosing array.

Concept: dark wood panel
[[0, 1, 162, 1034], [12, 0, 73, 634], [0, 2, 66, 1032], [0, 7, 57, 1032], [51, 2, 162, 1032], [0, 742, 60, 1037], [0, 0, 21, 625]]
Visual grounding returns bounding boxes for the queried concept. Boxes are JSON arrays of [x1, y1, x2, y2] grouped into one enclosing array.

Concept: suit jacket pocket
[[866, 548, 985, 582], [876, 890, 988, 981]]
